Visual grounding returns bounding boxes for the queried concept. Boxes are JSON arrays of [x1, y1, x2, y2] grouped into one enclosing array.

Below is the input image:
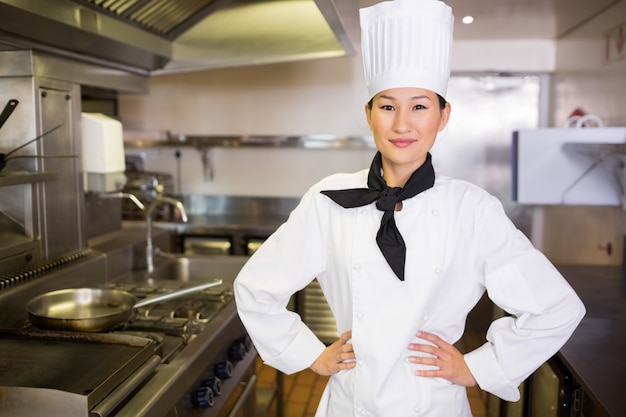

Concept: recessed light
[[461, 15, 474, 24]]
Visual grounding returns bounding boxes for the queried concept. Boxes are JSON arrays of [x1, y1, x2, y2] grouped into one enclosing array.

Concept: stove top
[[101, 281, 234, 363]]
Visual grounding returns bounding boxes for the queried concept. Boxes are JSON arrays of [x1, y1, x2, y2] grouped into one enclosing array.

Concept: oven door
[[244, 237, 265, 255], [181, 236, 233, 256], [218, 372, 257, 417], [528, 357, 581, 417]]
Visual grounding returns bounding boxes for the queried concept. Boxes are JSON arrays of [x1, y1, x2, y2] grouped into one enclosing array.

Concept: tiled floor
[[256, 331, 488, 417]]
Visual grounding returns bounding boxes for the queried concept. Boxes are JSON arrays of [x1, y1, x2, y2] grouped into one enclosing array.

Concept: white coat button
[[356, 312, 364, 319], [423, 315, 429, 321], [431, 209, 439, 216], [354, 264, 361, 270], [360, 209, 368, 216], [357, 359, 365, 366], [414, 405, 421, 413], [434, 267, 441, 275]]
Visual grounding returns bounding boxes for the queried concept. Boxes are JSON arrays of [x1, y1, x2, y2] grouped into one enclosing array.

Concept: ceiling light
[[461, 16, 474, 25]]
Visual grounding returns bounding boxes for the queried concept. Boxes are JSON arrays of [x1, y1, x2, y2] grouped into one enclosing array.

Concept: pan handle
[[0, 99, 18, 130], [133, 279, 223, 308]]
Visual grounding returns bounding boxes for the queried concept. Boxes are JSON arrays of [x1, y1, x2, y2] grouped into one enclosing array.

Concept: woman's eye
[[413, 104, 426, 110], [379, 104, 395, 111]]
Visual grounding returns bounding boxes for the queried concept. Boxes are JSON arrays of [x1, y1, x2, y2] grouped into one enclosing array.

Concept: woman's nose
[[392, 109, 411, 132]]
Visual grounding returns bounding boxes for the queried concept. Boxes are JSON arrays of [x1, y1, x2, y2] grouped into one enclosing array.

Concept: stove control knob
[[201, 376, 222, 396], [237, 335, 253, 352], [229, 341, 246, 361], [214, 360, 233, 379], [194, 386, 214, 408]]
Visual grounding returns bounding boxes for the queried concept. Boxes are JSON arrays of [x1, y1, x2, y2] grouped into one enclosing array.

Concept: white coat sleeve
[[463, 196, 585, 401], [234, 186, 328, 375]]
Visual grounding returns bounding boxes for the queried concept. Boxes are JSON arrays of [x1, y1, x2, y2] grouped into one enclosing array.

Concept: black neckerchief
[[321, 152, 435, 280]]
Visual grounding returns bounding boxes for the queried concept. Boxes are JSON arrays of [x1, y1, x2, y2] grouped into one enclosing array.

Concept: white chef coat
[[234, 168, 585, 417]]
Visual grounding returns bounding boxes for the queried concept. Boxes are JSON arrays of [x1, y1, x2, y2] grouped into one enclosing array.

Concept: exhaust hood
[[0, 0, 356, 74]]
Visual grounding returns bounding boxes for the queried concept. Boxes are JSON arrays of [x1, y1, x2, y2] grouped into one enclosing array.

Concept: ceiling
[[359, 0, 620, 40], [0, 0, 621, 76]]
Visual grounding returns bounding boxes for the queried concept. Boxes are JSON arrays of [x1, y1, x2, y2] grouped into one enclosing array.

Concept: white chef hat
[[360, 0, 454, 101]]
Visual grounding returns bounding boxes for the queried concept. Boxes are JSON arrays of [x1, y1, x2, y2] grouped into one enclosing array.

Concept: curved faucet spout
[[146, 196, 188, 273]]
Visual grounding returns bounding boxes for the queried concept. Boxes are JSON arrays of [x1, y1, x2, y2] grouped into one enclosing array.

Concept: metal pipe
[[145, 196, 188, 273], [99, 192, 146, 211]]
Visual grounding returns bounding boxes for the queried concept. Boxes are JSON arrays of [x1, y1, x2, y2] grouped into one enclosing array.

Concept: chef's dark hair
[[367, 94, 447, 110]]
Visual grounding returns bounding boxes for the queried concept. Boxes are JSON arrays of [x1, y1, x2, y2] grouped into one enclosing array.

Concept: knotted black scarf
[[321, 152, 435, 281]]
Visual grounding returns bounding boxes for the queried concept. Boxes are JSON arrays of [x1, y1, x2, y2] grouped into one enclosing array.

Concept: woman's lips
[[390, 138, 416, 148]]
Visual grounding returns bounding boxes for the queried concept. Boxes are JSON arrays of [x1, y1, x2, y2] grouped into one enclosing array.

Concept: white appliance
[[81, 112, 126, 192], [512, 127, 626, 206]]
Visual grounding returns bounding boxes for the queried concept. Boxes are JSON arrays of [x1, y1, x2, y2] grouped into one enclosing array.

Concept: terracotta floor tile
[[290, 384, 314, 402], [283, 401, 307, 416]]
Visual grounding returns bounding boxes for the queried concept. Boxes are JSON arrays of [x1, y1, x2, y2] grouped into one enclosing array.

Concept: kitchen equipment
[[0, 98, 18, 130], [26, 280, 222, 332], [0, 328, 158, 417], [0, 253, 259, 417], [512, 126, 626, 206], [527, 357, 581, 417], [81, 112, 127, 192]]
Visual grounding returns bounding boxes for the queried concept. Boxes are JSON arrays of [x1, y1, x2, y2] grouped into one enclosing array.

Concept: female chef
[[234, 0, 586, 416]]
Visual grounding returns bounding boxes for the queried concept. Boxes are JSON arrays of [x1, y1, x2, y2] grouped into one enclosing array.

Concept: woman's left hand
[[407, 330, 477, 387]]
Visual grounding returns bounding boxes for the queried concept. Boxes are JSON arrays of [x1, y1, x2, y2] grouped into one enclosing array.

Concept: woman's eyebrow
[[410, 95, 432, 101]]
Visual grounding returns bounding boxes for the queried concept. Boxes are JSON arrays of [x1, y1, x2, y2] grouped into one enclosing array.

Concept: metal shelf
[[0, 171, 59, 187], [124, 134, 376, 150]]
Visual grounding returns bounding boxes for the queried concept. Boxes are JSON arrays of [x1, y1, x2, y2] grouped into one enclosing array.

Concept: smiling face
[[365, 87, 451, 187]]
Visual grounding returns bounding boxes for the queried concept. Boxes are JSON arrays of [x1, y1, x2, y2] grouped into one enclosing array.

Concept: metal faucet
[[98, 192, 146, 211], [146, 196, 188, 273]]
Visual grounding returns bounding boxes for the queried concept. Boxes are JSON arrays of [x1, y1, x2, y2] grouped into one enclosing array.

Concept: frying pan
[[25, 280, 223, 332]]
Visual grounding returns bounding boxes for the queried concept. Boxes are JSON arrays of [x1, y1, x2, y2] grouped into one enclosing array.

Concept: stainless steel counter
[[556, 265, 626, 416], [141, 213, 288, 237], [123, 194, 300, 256]]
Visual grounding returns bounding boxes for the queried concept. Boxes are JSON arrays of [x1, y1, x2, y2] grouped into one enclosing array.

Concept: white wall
[[119, 36, 557, 198], [121, 54, 375, 197], [127, 146, 375, 197], [120, 55, 369, 137]]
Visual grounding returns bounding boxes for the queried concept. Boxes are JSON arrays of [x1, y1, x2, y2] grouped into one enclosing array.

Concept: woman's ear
[[364, 102, 373, 129], [438, 101, 451, 132]]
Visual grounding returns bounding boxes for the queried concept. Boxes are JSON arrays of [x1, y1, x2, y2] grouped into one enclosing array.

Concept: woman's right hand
[[309, 330, 356, 376]]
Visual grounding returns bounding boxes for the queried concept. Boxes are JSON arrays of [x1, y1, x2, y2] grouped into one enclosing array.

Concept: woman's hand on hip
[[309, 330, 356, 376], [408, 330, 477, 387]]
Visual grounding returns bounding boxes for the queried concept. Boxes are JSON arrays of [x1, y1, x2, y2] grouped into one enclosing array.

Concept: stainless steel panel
[[0, 0, 171, 72], [37, 82, 84, 259], [0, 0, 355, 74], [80, 0, 221, 38], [0, 329, 157, 417], [0, 69, 44, 270], [0, 50, 149, 94]]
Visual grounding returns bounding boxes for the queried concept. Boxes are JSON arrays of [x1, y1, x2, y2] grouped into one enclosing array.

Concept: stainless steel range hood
[[0, 0, 356, 75]]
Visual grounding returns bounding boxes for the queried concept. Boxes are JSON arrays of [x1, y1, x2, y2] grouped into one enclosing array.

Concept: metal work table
[[556, 265, 626, 416]]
